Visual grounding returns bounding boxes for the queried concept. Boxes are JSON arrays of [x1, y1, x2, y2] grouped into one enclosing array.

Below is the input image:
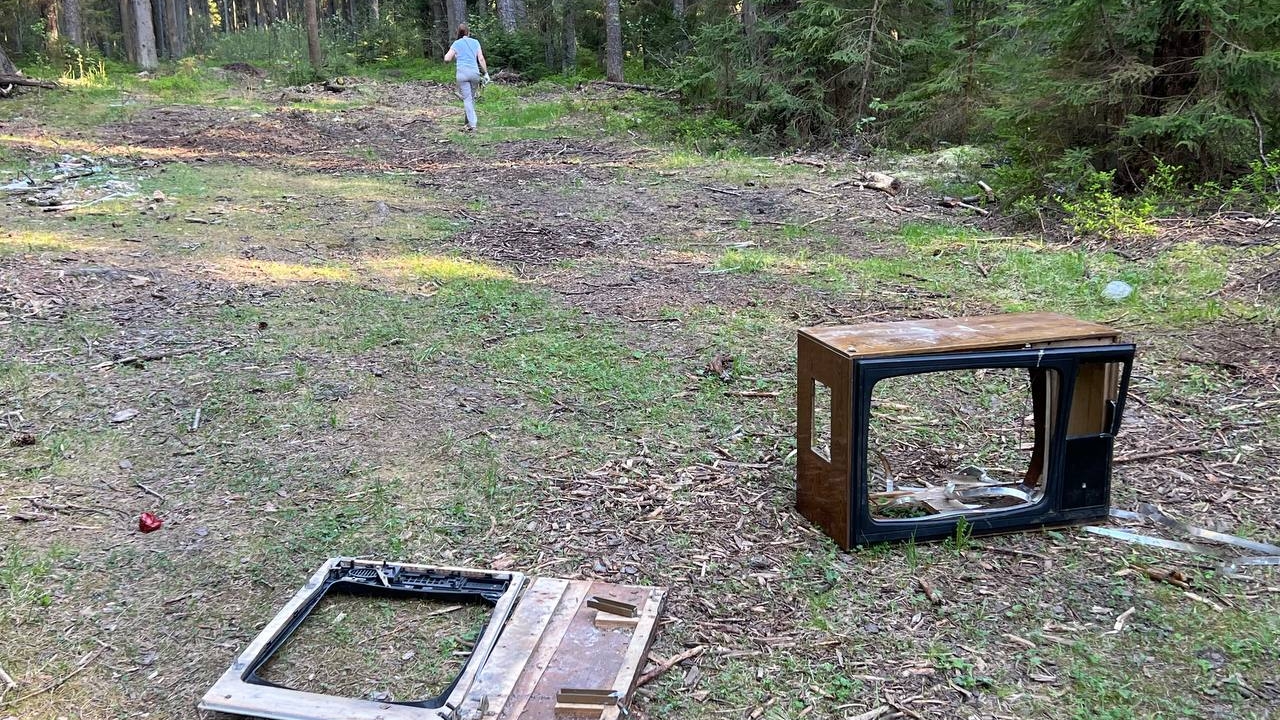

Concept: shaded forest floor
[[1, 72, 1279, 720]]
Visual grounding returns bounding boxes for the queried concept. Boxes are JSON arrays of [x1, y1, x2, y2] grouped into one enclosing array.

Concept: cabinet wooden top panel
[[800, 313, 1119, 359]]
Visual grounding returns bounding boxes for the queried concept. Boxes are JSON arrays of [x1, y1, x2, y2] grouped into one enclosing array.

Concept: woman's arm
[[477, 49, 488, 75], [444, 47, 456, 62]]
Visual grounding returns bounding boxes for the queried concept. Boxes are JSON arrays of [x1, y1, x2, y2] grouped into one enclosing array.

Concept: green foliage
[[349, 15, 424, 65], [1058, 170, 1158, 239], [678, 3, 888, 144], [467, 19, 548, 79]]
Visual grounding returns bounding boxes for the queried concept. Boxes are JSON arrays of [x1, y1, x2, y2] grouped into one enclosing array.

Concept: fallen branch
[[591, 80, 676, 95], [636, 645, 705, 688], [701, 185, 743, 197], [1130, 564, 1191, 590], [0, 649, 100, 709], [861, 172, 900, 196], [723, 390, 779, 398], [1113, 445, 1205, 465], [135, 480, 166, 502], [92, 345, 207, 370], [941, 196, 990, 216], [977, 180, 996, 203], [0, 74, 60, 90]]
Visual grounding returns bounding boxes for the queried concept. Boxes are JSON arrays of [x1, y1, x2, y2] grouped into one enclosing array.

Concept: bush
[[1058, 170, 1158, 239]]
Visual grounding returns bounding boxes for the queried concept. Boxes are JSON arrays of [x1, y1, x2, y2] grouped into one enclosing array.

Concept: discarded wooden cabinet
[[796, 313, 1135, 547]]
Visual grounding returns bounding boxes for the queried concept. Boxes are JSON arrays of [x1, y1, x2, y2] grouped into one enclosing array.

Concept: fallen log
[[0, 74, 60, 90], [941, 196, 990, 216], [591, 80, 677, 95]]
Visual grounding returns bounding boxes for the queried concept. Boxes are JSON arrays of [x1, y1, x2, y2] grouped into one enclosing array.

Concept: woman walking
[[444, 24, 490, 132]]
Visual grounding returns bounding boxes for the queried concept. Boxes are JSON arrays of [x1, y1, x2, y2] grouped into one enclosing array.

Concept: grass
[[1, 66, 1277, 720], [700, 222, 1248, 326]]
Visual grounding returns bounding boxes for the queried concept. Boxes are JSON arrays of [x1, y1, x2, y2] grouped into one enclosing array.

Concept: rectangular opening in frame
[[200, 559, 525, 720], [811, 378, 832, 462]]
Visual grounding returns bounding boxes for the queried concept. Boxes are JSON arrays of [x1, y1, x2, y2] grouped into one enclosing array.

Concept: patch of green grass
[[147, 60, 236, 100], [0, 544, 77, 623], [716, 248, 785, 273], [799, 223, 1241, 325]]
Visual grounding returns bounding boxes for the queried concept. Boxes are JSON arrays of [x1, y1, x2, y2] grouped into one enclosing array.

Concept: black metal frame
[[851, 344, 1135, 545], [243, 559, 512, 709]]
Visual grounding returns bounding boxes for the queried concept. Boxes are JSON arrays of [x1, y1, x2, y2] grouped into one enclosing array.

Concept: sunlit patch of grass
[[371, 254, 510, 283], [226, 259, 357, 283], [486, 98, 577, 128], [0, 229, 89, 254], [716, 248, 788, 273]]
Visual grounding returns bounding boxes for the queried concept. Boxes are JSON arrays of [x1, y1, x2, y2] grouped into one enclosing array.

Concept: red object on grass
[[139, 512, 163, 533]]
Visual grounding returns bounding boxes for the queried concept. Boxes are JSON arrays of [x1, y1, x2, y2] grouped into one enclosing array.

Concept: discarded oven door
[[796, 313, 1135, 547]]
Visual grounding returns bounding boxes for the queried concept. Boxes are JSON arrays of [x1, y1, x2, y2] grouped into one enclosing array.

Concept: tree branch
[[0, 74, 60, 90]]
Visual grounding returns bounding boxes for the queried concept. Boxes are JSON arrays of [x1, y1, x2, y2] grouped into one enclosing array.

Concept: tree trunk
[[174, 0, 189, 54], [63, 0, 84, 46], [246, 0, 258, 28], [431, 0, 448, 54], [305, 0, 322, 71], [496, 0, 517, 30], [447, 0, 465, 32], [119, 0, 139, 62], [1143, 6, 1206, 114], [445, 0, 457, 36], [163, 0, 182, 57], [604, 0, 622, 81], [854, 0, 882, 120], [672, 0, 684, 46], [42, 0, 61, 54], [370, 0, 379, 21], [562, 0, 576, 72], [741, 0, 758, 60], [216, 0, 229, 32], [131, 0, 159, 70], [0, 43, 17, 75], [151, 0, 169, 59]]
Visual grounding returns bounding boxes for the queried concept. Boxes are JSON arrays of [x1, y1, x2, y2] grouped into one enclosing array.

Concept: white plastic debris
[[1102, 280, 1133, 301]]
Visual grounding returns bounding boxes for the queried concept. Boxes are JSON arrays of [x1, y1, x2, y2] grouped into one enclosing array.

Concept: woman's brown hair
[[457, 24, 469, 39]]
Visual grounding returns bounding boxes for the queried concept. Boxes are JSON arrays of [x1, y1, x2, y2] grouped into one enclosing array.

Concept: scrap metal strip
[[1134, 503, 1280, 556]]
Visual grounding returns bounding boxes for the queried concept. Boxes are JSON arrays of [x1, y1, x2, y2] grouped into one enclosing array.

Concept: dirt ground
[[1, 77, 1278, 720]]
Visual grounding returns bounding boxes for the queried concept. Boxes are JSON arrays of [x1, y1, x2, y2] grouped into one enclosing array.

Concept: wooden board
[[457, 579, 667, 720], [801, 313, 1119, 359]]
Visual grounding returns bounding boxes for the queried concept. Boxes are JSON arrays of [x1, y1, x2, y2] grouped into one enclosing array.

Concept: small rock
[[110, 408, 139, 423], [194, 527, 208, 537], [401, 650, 415, 661], [119, 458, 134, 469], [138, 650, 159, 666], [1102, 280, 1133, 301]]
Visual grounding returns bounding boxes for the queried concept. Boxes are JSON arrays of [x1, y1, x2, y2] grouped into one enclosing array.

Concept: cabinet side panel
[[797, 333, 853, 548]]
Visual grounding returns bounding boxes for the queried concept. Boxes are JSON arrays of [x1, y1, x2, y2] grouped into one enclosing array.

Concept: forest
[[3, 0, 1280, 207]]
